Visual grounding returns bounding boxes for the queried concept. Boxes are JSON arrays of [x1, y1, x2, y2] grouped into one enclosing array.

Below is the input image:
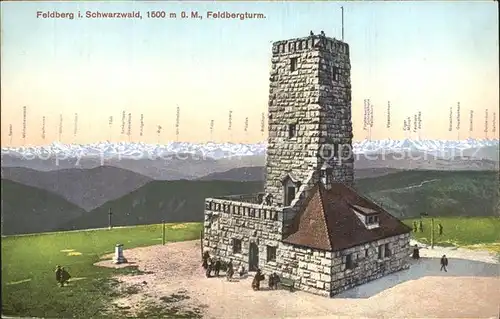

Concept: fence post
[[431, 218, 435, 249], [108, 209, 112, 230], [162, 220, 165, 245]]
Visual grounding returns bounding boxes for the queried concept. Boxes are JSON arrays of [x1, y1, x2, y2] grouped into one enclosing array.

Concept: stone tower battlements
[[265, 32, 354, 207], [271, 35, 349, 56]]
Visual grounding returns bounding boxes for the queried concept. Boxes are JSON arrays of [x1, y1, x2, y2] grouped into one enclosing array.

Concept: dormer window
[[351, 204, 380, 229], [366, 215, 379, 225]]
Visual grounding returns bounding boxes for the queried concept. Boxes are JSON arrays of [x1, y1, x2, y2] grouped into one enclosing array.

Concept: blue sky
[[1, 1, 498, 144]]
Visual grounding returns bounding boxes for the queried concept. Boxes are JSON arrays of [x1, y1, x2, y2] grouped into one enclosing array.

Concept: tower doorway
[[249, 242, 259, 271]]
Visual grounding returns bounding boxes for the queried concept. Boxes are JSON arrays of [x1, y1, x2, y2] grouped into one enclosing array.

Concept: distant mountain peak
[[1, 139, 498, 160]]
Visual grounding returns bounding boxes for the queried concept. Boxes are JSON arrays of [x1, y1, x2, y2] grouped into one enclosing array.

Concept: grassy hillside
[[197, 166, 403, 181], [1, 180, 86, 236], [198, 166, 265, 181], [1, 166, 152, 211], [355, 170, 499, 219], [4, 170, 498, 235], [1, 223, 202, 318], [62, 180, 264, 231], [403, 217, 500, 253]]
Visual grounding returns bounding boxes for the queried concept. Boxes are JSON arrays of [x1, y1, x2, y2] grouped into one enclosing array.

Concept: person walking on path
[[440, 255, 448, 272], [412, 245, 421, 259]]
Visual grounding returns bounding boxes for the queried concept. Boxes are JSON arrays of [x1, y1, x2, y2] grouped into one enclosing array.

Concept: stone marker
[[113, 244, 127, 264]]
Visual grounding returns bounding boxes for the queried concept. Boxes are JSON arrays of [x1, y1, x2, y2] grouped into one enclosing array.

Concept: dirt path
[[95, 240, 500, 319]]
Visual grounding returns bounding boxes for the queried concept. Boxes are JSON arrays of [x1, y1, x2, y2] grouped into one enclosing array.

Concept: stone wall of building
[[266, 233, 411, 298], [203, 198, 284, 270], [203, 196, 411, 298], [272, 242, 335, 297], [329, 233, 411, 296], [264, 35, 354, 206], [318, 39, 354, 186]]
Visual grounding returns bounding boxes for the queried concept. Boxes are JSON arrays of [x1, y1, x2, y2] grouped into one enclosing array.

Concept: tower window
[[285, 185, 296, 206], [333, 143, 340, 158], [290, 57, 298, 72], [323, 147, 332, 158], [288, 124, 297, 138], [332, 66, 340, 81]]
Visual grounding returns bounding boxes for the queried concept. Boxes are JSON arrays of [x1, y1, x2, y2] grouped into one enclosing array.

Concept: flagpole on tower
[[341, 6, 344, 41]]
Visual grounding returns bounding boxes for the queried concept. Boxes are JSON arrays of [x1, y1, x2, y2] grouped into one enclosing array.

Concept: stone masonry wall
[[265, 35, 354, 206], [203, 198, 284, 270], [318, 40, 354, 185], [269, 233, 411, 298], [274, 242, 335, 297], [330, 233, 411, 296], [204, 196, 334, 297], [203, 197, 411, 298]]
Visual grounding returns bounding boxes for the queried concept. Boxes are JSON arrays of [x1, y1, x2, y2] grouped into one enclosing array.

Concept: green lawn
[[3, 217, 499, 317], [1, 223, 203, 318], [403, 217, 500, 253]]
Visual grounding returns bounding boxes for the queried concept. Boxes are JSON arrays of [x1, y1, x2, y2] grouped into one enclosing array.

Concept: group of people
[[412, 245, 449, 271], [251, 269, 281, 291], [202, 251, 282, 290], [54, 265, 71, 287], [202, 251, 246, 280], [412, 220, 443, 235]]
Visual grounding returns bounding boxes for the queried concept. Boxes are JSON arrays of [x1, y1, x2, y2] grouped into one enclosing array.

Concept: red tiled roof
[[282, 183, 412, 251]]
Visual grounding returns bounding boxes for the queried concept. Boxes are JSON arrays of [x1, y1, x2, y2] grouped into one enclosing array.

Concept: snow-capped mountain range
[[1, 138, 498, 160]]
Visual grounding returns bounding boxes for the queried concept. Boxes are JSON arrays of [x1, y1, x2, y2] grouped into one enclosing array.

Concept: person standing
[[214, 259, 221, 277], [419, 220, 424, 233], [438, 223, 443, 236], [412, 245, 420, 259], [238, 264, 246, 277], [202, 251, 210, 265], [226, 259, 234, 281], [269, 273, 280, 289], [206, 258, 214, 278], [251, 269, 265, 291], [413, 221, 418, 233], [440, 255, 448, 272]]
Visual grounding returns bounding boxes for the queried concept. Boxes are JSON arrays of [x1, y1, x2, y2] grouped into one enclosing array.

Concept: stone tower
[[264, 33, 354, 206]]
